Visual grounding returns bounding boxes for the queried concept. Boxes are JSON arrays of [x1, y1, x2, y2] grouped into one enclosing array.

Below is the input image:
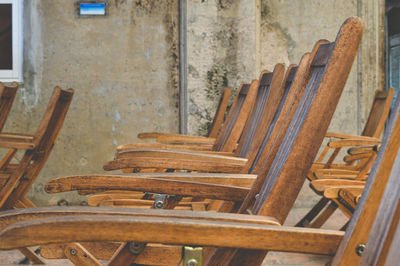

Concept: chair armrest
[[106, 150, 247, 173], [0, 133, 35, 149], [310, 179, 366, 194], [45, 175, 250, 202], [0, 207, 343, 255], [325, 132, 377, 140], [323, 186, 364, 199], [117, 142, 214, 152], [155, 134, 216, 144], [328, 137, 380, 148]]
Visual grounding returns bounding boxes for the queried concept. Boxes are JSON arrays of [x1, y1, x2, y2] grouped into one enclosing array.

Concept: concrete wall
[[7, 0, 180, 205], [3, 0, 384, 207], [187, 0, 258, 135]]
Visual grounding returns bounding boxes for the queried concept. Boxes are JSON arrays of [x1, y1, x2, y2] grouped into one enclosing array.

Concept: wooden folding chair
[[118, 82, 256, 153], [0, 17, 362, 265], [0, 87, 74, 264], [296, 88, 395, 228], [0, 17, 365, 266], [0, 82, 18, 132], [102, 64, 288, 176], [308, 88, 394, 179], [138, 86, 231, 143]]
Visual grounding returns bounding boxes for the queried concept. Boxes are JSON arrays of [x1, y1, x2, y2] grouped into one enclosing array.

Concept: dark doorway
[[0, 4, 12, 70]]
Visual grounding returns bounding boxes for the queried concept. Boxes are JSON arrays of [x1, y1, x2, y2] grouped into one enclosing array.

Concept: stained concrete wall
[[4, 0, 384, 207], [185, 0, 385, 208], [187, 0, 258, 135], [6, 0, 179, 205]]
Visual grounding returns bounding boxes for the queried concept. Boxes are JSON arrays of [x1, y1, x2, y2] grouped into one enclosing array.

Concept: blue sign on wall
[[77, 2, 107, 17]]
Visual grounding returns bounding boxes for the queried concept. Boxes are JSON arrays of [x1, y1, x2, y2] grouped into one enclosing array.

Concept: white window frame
[[0, 0, 23, 82]]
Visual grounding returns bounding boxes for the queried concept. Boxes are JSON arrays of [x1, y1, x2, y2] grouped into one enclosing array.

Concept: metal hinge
[[183, 246, 202, 266]]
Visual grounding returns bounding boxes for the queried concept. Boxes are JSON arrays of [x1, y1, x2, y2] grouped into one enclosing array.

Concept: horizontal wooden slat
[[0, 214, 343, 255], [44, 175, 250, 201], [103, 157, 246, 173]]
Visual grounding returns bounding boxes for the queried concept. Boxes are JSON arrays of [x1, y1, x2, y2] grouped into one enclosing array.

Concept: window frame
[[0, 0, 23, 82]]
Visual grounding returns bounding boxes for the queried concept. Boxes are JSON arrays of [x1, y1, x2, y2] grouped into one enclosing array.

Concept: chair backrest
[[331, 88, 400, 265], [207, 87, 231, 138], [213, 81, 258, 152], [361, 88, 394, 138], [0, 87, 74, 209], [242, 54, 313, 175], [207, 17, 363, 265], [0, 82, 18, 132], [235, 64, 285, 158]]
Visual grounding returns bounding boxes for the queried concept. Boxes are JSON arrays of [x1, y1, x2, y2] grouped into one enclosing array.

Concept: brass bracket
[[154, 194, 167, 209], [183, 246, 202, 266]]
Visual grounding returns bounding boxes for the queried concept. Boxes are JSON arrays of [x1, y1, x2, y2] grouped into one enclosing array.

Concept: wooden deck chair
[[73, 65, 288, 209], [308, 88, 394, 178], [118, 82, 256, 153], [88, 55, 314, 209], [24, 46, 312, 261], [0, 87, 74, 264], [100, 65, 286, 175], [84, 61, 307, 208], [16, 17, 362, 264], [296, 88, 400, 229], [0, 82, 18, 132], [296, 88, 395, 228], [137, 86, 231, 143], [0, 17, 364, 266]]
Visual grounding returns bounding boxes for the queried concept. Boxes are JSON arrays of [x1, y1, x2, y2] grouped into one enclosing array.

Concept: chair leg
[[295, 197, 330, 227], [18, 247, 45, 264], [309, 201, 338, 228], [64, 243, 102, 266]]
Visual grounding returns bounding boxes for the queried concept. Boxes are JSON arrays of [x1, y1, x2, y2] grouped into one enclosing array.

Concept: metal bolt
[[129, 242, 146, 255], [255, 194, 260, 199], [186, 259, 198, 266], [70, 249, 77, 256], [154, 200, 164, 209], [355, 244, 366, 256]]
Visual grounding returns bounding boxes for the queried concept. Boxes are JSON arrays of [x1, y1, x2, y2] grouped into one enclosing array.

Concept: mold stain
[[196, 18, 239, 134], [216, 0, 234, 10]]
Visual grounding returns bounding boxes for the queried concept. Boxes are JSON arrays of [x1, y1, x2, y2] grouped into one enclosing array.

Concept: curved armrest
[[117, 142, 214, 152], [0, 133, 35, 149], [0, 207, 343, 255], [310, 179, 366, 194], [105, 151, 247, 173], [325, 132, 377, 140], [328, 138, 380, 148], [45, 175, 249, 202], [323, 186, 364, 199], [138, 132, 216, 144], [153, 134, 216, 144], [115, 148, 236, 160]]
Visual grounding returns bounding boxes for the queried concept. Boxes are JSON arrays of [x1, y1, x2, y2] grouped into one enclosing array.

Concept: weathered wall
[[187, 0, 258, 135], [185, 0, 385, 208], [4, 0, 384, 207], [7, 0, 179, 205], [259, 0, 385, 208]]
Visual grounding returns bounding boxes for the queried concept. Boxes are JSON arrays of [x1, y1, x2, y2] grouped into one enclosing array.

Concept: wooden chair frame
[[0, 17, 364, 265]]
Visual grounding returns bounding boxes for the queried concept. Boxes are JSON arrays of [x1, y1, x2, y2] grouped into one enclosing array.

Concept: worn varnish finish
[[298, 88, 395, 229], [0, 82, 18, 132], [138, 86, 231, 140]]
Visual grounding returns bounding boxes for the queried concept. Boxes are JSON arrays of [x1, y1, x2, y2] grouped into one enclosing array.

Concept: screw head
[[70, 249, 77, 256], [186, 259, 198, 266], [129, 242, 146, 255], [356, 244, 366, 256], [154, 200, 164, 209]]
